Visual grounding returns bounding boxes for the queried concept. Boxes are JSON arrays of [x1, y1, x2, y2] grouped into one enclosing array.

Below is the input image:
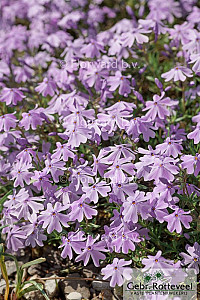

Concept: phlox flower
[[0, 113, 17, 132], [122, 191, 149, 223], [148, 198, 168, 223], [75, 235, 107, 267], [161, 66, 193, 82], [0, 87, 25, 106], [143, 92, 178, 120], [112, 181, 138, 202], [19, 107, 44, 130], [82, 180, 111, 203], [181, 153, 200, 176], [111, 226, 141, 253], [10, 159, 34, 187], [180, 242, 200, 274], [63, 103, 95, 127], [52, 142, 75, 161], [63, 122, 91, 148], [164, 208, 192, 233], [24, 214, 47, 247], [16, 148, 35, 163], [13, 192, 44, 219], [155, 137, 183, 158], [69, 162, 94, 191], [69, 196, 97, 222], [59, 231, 86, 259], [35, 77, 57, 97], [6, 226, 27, 252], [189, 53, 200, 73], [126, 117, 156, 142], [91, 150, 108, 177], [142, 251, 173, 272], [39, 202, 69, 234], [168, 22, 192, 45], [97, 109, 131, 133], [153, 178, 176, 203], [188, 124, 200, 144], [106, 71, 131, 96], [147, 157, 179, 183], [101, 258, 132, 287], [44, 155, 66, 183], [104, 158, 135, 183], [31, 170, 51, 191], [121, 27, 150, 47], [80, 39, 105, 58]]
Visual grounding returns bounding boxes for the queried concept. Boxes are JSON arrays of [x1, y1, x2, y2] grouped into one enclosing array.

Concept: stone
[[28, 264, 42, 276], [98, 290, 115, 300], [0, 260, 17, 278], [0, 279, 15, 295], [0, 260, 23, 278], [82, 264, 99, 278], [23, 275, 44, 300], [67, 291, 82, 300], [92, 280, 111, 291], [44, 275, 60, 298], [0, 279, 6, 295], [59, 273, 90, 300]]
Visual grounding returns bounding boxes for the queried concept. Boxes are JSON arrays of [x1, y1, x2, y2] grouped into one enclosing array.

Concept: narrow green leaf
[[19, 284, 40, 297], [24, 280, 50, 300], [0, 190, 13, 204], [0, 244, 9, 300], [0, 190, 13, 212], [21, 257, 46, 269]]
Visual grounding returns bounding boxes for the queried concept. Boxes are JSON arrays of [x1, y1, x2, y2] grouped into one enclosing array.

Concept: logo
[[123, 268, 197, 300]]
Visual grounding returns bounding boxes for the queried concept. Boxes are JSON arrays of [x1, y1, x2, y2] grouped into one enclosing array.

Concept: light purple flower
[[107, 71, 131, 96], [180, 242, 200, 274], [69, 196, 97, 222], [12, 191, 44, 219], [31, 170, 51, 191], [35, 77, 57, 97], [156, 137, 183, 158], [81, 39, 105, 58], [6, 226, 26, 252], [102, 258, 132, 287], [111, 226, 141, 253], [121, 27, 150, 47], [188, 124, 200, 144], [52, 142, 75, 161], [122, 191, 149, 223], [112, 181, 138, 202], [0, 113, 17, 132], [181, 153, 200, 176], [104, 158, 135, 183], [189, 54, 200, 73], [82, 180, 111, 203], [24, 214, 47, 247], [149, 198, 168, 223], [143, 92, 178, 120], [59, 231, 86, 259], [39, 202, 69, 234], [161, 66, 193, 82], [0, 88, 25, 106], [164, 208, 192, 233], [44, 155, 66, 183], [19, 108, 44, 130], [147, 157, 179, 183], [10, 159, 34, 187], [142, 251, 173, 272], [75, 235, 107, 267]]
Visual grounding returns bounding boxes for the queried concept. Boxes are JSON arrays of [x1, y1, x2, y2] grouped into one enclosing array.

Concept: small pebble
[[67, 291, 82, 300]]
